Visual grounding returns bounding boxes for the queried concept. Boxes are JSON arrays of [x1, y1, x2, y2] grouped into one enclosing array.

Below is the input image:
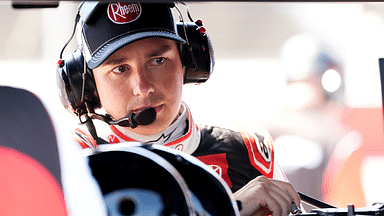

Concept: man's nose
[[131, 68, 155, 96]]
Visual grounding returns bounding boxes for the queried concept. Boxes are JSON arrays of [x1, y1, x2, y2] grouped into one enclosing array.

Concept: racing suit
[[75, 102, 287, 193]]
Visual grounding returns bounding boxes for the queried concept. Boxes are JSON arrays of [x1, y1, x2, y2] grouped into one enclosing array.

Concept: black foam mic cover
[[128, 107, 157, 128]]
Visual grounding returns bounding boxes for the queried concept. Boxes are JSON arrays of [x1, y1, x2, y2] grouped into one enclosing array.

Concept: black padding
[[0, 86, 62, 185], [88, 150, 191, 216], [144, 144, 238, 216], [56, 50, 100, 115], [178, 22, 214, 84]]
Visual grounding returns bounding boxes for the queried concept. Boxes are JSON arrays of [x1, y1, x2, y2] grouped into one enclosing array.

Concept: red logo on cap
[[107, 2, 142, 24]]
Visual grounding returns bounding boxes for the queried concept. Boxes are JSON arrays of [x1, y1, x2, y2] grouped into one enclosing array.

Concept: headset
[[56, 2, 214, 119]]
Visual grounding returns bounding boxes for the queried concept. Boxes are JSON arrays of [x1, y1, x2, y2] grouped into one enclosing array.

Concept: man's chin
[[130, 120, 168, 136]]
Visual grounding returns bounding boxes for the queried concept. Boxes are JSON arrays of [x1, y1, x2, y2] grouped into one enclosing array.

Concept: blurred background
[[1, 1, 384, 211]]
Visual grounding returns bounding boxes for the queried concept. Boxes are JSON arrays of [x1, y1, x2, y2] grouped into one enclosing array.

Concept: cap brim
[[87, 31, 186, 69]]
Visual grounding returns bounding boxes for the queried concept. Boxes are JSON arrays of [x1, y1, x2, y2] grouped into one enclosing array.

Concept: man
[[58, 2, 301, 215]]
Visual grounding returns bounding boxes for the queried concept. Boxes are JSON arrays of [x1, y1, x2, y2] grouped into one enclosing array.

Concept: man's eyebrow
[[100, 43, 174, 67], [101, 56, 128, 67], [146, 44, 173, 58]]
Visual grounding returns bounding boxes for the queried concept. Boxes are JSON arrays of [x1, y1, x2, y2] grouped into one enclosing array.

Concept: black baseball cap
[[79, 2, 186, 69]]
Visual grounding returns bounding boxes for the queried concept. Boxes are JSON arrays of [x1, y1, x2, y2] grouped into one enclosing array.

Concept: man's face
[[92, 38, 184, 135]]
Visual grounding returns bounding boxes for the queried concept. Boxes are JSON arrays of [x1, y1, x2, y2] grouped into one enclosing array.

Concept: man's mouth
[[133, 105, 162, 114]]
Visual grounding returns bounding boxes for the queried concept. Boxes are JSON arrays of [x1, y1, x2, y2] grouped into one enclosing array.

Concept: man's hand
[[234, 176, 301, 216]]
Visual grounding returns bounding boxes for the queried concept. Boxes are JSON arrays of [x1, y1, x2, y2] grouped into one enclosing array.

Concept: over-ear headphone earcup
[[178, 21, 214, 84], [56, 50, 101, 115]]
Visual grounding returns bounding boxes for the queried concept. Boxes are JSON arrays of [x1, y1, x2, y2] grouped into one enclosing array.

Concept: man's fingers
[[255, 176, 300, 215], [234, 176, 301, 216], [268, 189, 292, 215], [235, 179, 281, 216], [249, 186, 282, 216], [262, 196, 283, 216], [271, 178, 301, 207], [255, 176, 294, 213]]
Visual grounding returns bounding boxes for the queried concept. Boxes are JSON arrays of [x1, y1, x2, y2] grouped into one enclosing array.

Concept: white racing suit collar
[[107, 102, 201, 154]]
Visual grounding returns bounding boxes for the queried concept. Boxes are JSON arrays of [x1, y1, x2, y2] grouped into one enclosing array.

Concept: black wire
[[59, 11, 81, 59], [178, 2, 194, 22]]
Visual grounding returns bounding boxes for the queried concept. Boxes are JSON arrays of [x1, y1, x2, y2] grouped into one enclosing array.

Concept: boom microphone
[[127, 107, 157, 128], [90, 107, 157, 129]]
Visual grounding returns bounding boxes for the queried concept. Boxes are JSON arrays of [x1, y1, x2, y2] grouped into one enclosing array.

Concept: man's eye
[[153, 57, 165, 65], [112, 65, 126, 74]]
